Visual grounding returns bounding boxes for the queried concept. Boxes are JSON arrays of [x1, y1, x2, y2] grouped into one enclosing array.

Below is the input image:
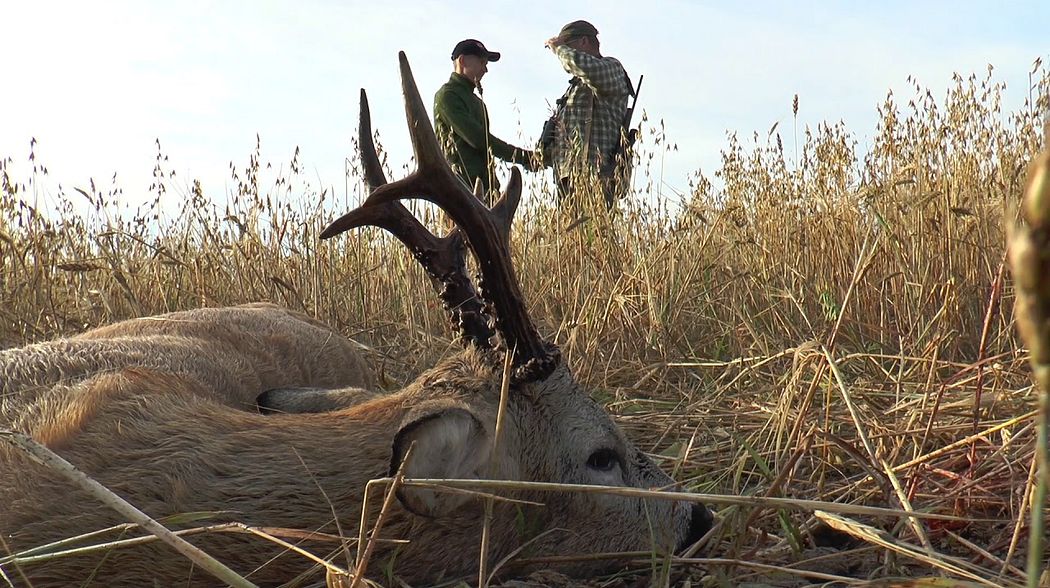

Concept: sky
[[2, 0, 1048, 214]]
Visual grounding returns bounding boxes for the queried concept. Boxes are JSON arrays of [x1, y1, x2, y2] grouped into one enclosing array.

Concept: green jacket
[[434, 73, 533, 198]]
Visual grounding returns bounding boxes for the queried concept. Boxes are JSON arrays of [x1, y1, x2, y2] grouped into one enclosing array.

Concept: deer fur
[[1, 304, 709, 585], [0, 53, 713, 586]]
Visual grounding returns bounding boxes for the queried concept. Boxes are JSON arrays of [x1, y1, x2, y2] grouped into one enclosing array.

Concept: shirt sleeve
[[437, 89, 532, 164], [436, 90, 489, 150], [488, 135, 533, 165], [554, 46, 629, 97]]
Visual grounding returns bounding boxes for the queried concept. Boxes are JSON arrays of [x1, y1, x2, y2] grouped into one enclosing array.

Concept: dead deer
[[0, 53, 713, 586]]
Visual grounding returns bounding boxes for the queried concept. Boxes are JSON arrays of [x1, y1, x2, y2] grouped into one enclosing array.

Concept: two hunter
[[433, 21, 640, 208]]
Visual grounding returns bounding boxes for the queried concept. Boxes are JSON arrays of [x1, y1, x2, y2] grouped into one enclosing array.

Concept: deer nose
[[681, 504, 714, 549]]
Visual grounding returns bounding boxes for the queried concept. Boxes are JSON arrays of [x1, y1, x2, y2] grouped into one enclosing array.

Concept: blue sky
[[2, 1, 1047, 211]]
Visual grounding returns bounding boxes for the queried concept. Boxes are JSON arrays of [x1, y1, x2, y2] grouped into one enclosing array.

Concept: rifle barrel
[[624, 74, 643, 129]]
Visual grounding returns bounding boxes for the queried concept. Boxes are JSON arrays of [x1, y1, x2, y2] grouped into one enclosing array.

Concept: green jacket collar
[[448, 72, 477, 93]]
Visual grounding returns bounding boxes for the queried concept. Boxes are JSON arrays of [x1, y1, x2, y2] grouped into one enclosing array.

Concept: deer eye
[[586, 448, 620, 472]]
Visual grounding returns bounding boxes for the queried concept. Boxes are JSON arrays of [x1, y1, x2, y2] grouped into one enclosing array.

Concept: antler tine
[[366, 52, 558, 380], [356, 87, 388, 191], [489, 168, 523, 241], [321, 89, 494, 348], [321, 88, 398, 240]]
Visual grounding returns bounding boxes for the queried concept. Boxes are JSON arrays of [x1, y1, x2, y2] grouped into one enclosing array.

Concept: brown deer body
[[0, 53, 712, 586]]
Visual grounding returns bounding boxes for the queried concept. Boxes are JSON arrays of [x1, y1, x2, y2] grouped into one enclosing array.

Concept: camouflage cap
[[558, 20, 598, 39]]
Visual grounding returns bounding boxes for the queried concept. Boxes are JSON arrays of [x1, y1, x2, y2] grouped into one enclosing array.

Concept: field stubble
[[2, 65, 1049, 586]]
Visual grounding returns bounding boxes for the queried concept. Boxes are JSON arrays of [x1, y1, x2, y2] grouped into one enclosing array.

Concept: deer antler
[[330, 53, 559, 381], [321, 89, 494, 349]]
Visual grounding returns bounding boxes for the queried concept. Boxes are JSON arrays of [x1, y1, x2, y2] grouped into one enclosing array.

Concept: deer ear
[[390, 405, 491, 517]]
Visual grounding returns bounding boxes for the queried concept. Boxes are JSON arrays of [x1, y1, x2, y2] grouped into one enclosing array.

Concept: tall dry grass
[[2, 63, 1049, 586]]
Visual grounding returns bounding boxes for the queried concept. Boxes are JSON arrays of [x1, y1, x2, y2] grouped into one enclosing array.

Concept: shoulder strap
[[623, 70, 636, 98]]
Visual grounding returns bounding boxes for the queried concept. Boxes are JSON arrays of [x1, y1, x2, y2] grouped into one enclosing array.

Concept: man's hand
[[545, 35, 567, 50], [519, 151, 547, 172]]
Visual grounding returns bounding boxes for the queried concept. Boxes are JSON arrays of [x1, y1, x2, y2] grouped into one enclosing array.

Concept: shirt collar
[[450, 72, 477, 91]]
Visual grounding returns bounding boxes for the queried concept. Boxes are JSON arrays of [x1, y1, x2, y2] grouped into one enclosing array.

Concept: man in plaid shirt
[[545, 20, 633, 207]]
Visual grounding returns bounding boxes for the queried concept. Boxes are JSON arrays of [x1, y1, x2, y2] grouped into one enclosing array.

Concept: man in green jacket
[[434, 39, 540, 203]]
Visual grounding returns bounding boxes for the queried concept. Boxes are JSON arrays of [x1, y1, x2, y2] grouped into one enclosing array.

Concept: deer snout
[[680, 503, 714, 550]]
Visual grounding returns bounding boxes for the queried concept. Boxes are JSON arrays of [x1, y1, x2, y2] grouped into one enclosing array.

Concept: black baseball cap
[[451, 39, 501, 62]]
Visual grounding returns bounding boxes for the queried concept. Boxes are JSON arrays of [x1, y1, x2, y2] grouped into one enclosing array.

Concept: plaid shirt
[[551, 46, 631, 179]]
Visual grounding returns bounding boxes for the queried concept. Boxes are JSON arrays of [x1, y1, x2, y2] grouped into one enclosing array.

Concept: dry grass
[[2, 63, 1050, 587]]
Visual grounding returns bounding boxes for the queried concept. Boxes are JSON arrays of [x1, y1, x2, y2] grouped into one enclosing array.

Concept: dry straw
[[2, 61, 1050, 585]]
